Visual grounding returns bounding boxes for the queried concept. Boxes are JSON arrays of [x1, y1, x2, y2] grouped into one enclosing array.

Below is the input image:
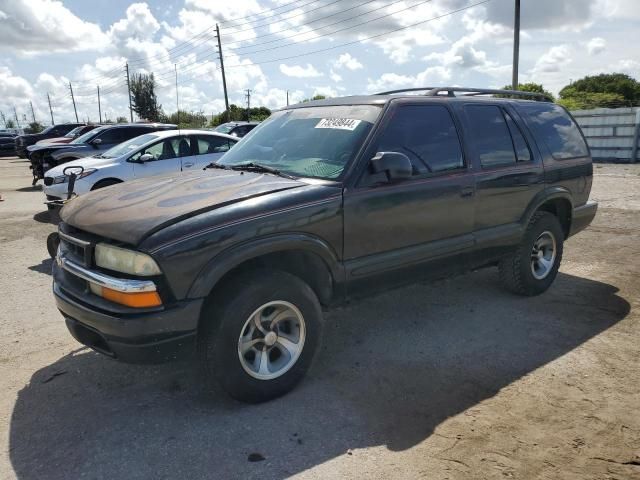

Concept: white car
[[43, 129, 238, 200]]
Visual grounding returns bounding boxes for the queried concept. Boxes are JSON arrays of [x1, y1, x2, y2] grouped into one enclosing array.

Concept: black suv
[[15, 123, 84, 158], [52, 87, 597, 403]]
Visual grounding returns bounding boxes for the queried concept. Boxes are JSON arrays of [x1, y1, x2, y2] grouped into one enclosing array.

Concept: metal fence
[[572, 107, 640, 163]]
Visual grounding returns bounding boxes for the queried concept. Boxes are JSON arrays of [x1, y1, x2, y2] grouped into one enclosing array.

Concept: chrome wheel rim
[[531, 231, 556, 280], [237, 301, 306, 381]]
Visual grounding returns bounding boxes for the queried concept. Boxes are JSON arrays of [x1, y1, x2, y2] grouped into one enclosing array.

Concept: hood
[[60, 170, 306, 245], [36, 137, 71, 145], [45, 155, 118, 177], [28, 142, 75, 153]]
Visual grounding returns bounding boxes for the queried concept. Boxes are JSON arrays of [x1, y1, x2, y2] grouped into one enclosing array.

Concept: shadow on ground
[[15, 186, 42, 192], [28, 258, 53, 276], [9, 270, 630, 479]]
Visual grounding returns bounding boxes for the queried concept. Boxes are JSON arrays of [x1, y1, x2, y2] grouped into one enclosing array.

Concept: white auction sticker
[[315, 118, 361, 131]]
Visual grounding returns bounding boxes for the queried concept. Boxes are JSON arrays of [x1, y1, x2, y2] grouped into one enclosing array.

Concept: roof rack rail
[[375, 86, 553, 102]]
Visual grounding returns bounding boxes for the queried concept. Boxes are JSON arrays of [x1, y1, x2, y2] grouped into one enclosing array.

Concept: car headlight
[[95, 243, 162, 276], [52, 168, 97, 184]]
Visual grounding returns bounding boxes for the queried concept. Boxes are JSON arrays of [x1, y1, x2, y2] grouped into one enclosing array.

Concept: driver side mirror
[[91, 138, 102, 147], [370, 151, 412, 182], [138, 153, 154, 163]]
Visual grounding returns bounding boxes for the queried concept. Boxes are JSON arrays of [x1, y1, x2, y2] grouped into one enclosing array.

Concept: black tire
[[46, 232, 60, 259], [499, 211, 564, 296], [91, 179, 122, 190], [199, 269, 323, 403]]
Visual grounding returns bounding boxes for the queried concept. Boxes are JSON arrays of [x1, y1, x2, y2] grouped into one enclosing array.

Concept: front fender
[[187, 233, 344, 299]]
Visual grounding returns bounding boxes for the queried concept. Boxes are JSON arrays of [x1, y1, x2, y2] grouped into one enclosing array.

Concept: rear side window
[[519, 103, 589, 159], [465, 105, 516, 168], [375, 104, 464, 175], [195, 136, 234, 154], [97, 128, 128, 144]]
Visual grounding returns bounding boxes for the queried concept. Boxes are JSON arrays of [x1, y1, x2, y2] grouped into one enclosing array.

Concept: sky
[[1, 0, 639, 125]]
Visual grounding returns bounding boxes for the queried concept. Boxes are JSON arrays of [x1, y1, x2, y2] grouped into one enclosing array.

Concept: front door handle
[[460, 186, 474, 198], [183, 162, 194, 168]]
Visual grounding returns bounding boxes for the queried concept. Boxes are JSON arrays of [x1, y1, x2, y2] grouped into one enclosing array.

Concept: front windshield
[[100, 133, 160, 158], [65, 126, 83, 138], [71, 127, 106, 144], [218, 105, 380, 180], [41, 125, 54, 134], [215, 124, 234, 134]]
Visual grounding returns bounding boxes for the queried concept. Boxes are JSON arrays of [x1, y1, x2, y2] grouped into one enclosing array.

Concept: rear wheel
[[199, 269, 323, 403], [499, 211, 564, 296]]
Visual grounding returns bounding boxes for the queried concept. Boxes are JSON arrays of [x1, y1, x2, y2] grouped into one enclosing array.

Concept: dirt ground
[[0, 157, 638, 480]]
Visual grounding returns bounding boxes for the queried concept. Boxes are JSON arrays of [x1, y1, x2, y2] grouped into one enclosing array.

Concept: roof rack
[[375, 86, 553, 102]]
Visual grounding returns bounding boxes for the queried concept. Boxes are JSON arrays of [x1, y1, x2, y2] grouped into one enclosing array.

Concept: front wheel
[[499, 212, 564, 296], [199, 270, 323, 403]]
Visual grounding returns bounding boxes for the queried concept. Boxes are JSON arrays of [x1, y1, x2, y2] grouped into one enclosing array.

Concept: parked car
[[214, 121, 259, 137], [28, 123, 176, 185], [53, 87, 597, 403], [44, 130, 238, 201], [15, 123, 84, 158], [35, 125, 99, 146], [0, 132, 17, 156]]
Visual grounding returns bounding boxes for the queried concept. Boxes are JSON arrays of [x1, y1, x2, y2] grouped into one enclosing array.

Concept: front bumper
[[53, 255, 202, 364], [570, 201, 598, 237]]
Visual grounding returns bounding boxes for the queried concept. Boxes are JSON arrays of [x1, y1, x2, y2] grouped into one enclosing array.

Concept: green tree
[[208, 105, 271, 127], [557, 91, 627, 110], [130, 73, 162, 121], [162, 110, 208, 128], [5, 119, 16, 129], [559, 73, 640, 105], [26, 121, 44, 134], [116, 116, 128, 123], [497, 83, 554, 101], [301, 94, 327, 103]]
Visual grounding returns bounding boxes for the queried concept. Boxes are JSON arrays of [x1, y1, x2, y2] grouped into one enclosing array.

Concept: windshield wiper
[[203, 162, 229, 171], [230, 162, 296, 179]]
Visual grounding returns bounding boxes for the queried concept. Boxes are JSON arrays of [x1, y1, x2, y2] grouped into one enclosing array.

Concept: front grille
[[44, 177, 53, 186], [59, 229, 94, 268]]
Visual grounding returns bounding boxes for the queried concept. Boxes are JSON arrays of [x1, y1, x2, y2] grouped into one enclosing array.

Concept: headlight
[[95, 243, 161, 276], [52, 168, 97, 184]]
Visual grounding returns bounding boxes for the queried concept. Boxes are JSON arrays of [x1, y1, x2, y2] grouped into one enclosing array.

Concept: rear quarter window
[[519, 103, 589, 160]]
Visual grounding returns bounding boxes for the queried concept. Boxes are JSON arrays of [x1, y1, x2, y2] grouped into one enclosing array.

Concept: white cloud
[[312, 86, 339, 98], [279, 63, 323, 78], [333, 53, 363, 71], [532, 45, 573, 74], [587, 37, 606, 55], [0, 0, 109, 54], [329, 69, 342, 83], [366, 66, 451, 93]]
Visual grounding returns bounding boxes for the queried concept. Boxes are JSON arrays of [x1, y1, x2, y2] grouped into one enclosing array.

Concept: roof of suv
[[286, 87, 554, 110]]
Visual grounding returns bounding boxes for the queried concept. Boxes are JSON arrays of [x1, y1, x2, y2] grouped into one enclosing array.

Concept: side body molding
[[187, 233, 345, 300]]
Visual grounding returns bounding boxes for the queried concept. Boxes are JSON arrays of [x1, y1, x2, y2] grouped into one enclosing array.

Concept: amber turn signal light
[[90, 283, 162, 308]]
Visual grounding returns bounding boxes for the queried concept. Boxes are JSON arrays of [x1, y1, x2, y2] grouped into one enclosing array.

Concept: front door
[[343, 102, 475, 293], [130, 138, 182, 179]]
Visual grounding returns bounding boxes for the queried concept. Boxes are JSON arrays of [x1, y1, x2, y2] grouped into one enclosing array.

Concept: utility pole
[[512, 0, 520, 90], [69, 82, 79, 122], [97, 85, 102, 123], [29, 101, 36, 123], [13, 106, 20, 127], [175, 64, 179, 126], [215, 24, 230, 120], [286, 90, 289, 106], [245, 89, 251, 121], [125, 63, 133, 122], [0, 111, 6, 127], [47, 93, 55, 125]]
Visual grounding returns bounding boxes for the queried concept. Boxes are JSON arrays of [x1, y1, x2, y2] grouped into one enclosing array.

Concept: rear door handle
[[183, 162, 194, 168], [460, 186, 474, 198]]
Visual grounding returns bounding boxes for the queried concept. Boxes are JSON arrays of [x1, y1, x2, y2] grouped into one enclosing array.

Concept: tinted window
[[130, 138, 185, 162], [520, 103, 589, 159], [374, 104, 464, 175], [97, 128, 128, 144], [465, 105, 516, 168], [196, 136, 234, 154], [504, 111, 531, 162]]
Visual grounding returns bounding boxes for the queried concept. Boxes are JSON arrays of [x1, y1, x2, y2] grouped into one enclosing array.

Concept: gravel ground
[[0, 158, 638, 480]]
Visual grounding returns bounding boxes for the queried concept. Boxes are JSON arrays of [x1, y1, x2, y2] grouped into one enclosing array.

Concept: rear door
[[457, 103, 544, 248]]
